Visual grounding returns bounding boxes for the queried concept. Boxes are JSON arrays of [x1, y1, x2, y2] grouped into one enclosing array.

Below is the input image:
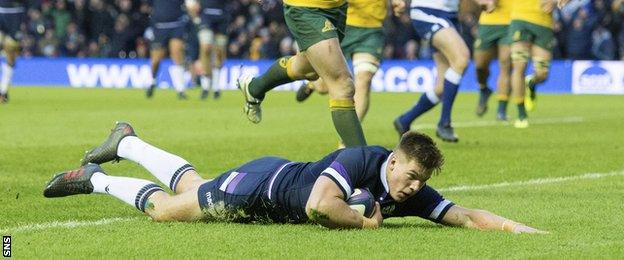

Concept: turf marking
[[439, 170, 624, 193], [0, 217, 139, 234], [413, 116, 584, 130]]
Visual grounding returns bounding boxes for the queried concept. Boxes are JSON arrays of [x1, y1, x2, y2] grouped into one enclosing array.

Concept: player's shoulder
[[339, 145, 390, 158]]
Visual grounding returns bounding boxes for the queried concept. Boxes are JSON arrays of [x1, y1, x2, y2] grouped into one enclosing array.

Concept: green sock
[[249, 56, 293, 100], [517, 103, 527, 120], [331, 108, 367, 147]]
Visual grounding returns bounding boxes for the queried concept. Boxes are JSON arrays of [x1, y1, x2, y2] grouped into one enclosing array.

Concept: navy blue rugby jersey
[[266, 146, 454, 223], [147, 0, 184, 23]]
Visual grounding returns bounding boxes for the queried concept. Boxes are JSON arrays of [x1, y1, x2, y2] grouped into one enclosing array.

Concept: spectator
[[592, 26, 616, 60]]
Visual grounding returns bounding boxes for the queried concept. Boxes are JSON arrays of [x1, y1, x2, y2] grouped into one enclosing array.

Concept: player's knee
[[451, 54, 470, 73], [330, 76, 355, 100]]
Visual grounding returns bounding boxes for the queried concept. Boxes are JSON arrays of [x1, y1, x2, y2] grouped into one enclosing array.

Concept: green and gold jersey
[[284, 0, 346, 9], [510, 0, 553, 28], [346, 0, 387, 28], [479, 0, 512, 25]]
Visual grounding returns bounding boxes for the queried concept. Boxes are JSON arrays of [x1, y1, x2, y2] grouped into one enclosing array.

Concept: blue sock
[[398, 93, 437, 127], [439, 69, 462, 127]]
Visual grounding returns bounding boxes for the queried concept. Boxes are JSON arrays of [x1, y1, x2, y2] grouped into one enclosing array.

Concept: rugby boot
[[81, 122, 136, 166], [177, 92, 188, 100], [237, 74, 262, 124], [514, 119, 529, 129], [393, 118, 409, 138], [295, 83, 315, 102], [213, 90, 221, 100], [200, 89, 209, 100], [476, 87, 492, 117], [146, 84, 156, 98], [524, 75, 536, 112], [436, 124, 459, 143], [0, 93, 7, 104], [43, 163, 104, 198], [496, 112, 508, 121]]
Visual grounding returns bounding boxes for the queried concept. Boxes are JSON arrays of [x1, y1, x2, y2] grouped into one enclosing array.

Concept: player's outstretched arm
[[306, 176, 383, 229], [440, 205, 549, 234]]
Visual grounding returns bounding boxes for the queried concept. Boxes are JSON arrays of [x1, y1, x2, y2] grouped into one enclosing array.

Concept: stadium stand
[[16, 0, 624, 60]]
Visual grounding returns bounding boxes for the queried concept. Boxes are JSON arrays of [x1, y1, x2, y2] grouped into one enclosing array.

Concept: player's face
[[387, 153, 430, 202]]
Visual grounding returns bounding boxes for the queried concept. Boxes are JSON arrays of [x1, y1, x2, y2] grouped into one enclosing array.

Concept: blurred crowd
[[16, 0, 624, 60]]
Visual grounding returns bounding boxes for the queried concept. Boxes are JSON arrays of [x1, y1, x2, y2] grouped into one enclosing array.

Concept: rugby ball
[[347, 188, 376, 218]]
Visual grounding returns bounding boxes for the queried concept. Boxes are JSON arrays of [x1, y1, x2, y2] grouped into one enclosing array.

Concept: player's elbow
[[305, 200, 332, 224]]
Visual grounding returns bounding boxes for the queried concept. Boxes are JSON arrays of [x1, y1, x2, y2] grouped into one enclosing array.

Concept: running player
[[473, 0, 513, 121], [145, 0, 188, 100], [186, 0, 227, 100], [295, 0, 388, 125], [508, 0, 555, 128], [44, 122, 547, 233], [234, 0, 404, 147], [393, 0, 475, 143], [0, 0, 25, 104]]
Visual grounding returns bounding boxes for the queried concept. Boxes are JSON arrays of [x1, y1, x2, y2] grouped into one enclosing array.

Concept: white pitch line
[[0, 217, 139, 234], [438, 170, 624, 193], [413, 116, 584, 130]]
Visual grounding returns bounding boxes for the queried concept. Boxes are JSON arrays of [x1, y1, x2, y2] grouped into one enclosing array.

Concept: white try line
[[0, 217, 139, 234], [2, 169, 622, 233], [438, 170, 624, 193], [413, 116, 584, 130]]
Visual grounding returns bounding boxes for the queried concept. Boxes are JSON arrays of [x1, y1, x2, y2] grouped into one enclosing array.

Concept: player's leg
[[169, 35, 187, 99], [394, 53, 447, 137], [473, 24, 501, 117], [0, 36, 18, 104], [510, 41, 530, 128], [211, 33, 227, 99], [0, 11, 23, 103], [198, 27, 215, 100], [495, 43, 512, 121], [305, 38, 367, 147], [431, 27, 470, 142], [351, 52, 379, 122], [146, 28, 167, 98], [44, 163, 204, 222], [81, 122, 206, 194], [474, 48, 495, 117], [525, 28, 554, 111]]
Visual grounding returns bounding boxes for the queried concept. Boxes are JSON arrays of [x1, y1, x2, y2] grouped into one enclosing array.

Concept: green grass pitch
[[1, 87, 623, 258]]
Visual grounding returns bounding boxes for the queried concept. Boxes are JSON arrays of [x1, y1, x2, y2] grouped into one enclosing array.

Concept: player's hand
[[512, 224, 550, 234], [557, 0, 570, 9], [362, 202, 383, 229], [391, 0, 406, 17]]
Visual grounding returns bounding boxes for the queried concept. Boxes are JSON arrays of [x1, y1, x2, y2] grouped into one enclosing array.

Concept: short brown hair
[[397, 131, 444, 175]]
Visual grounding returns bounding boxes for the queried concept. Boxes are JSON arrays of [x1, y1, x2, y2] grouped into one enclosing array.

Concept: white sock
[[444, 68, 462, 85], [90, 172, 164, 212], [200, 75, 211, 91], [117, 136, 194, 191], [169, 65, 186, 93], [0, 63, 13, 94], [212, 68, 221, 91]]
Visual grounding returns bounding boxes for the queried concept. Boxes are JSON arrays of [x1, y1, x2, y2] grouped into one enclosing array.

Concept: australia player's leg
[[238, 4, 366, 147], [495, 41, 512, 121], [509, 20, 539, 128], [524, 33, 553, 112], [473, 25, 498, 117]]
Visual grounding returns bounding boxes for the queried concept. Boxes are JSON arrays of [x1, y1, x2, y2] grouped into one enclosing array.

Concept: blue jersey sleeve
[[388, 185, 454, 223], [319, 148, 366, 199]]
